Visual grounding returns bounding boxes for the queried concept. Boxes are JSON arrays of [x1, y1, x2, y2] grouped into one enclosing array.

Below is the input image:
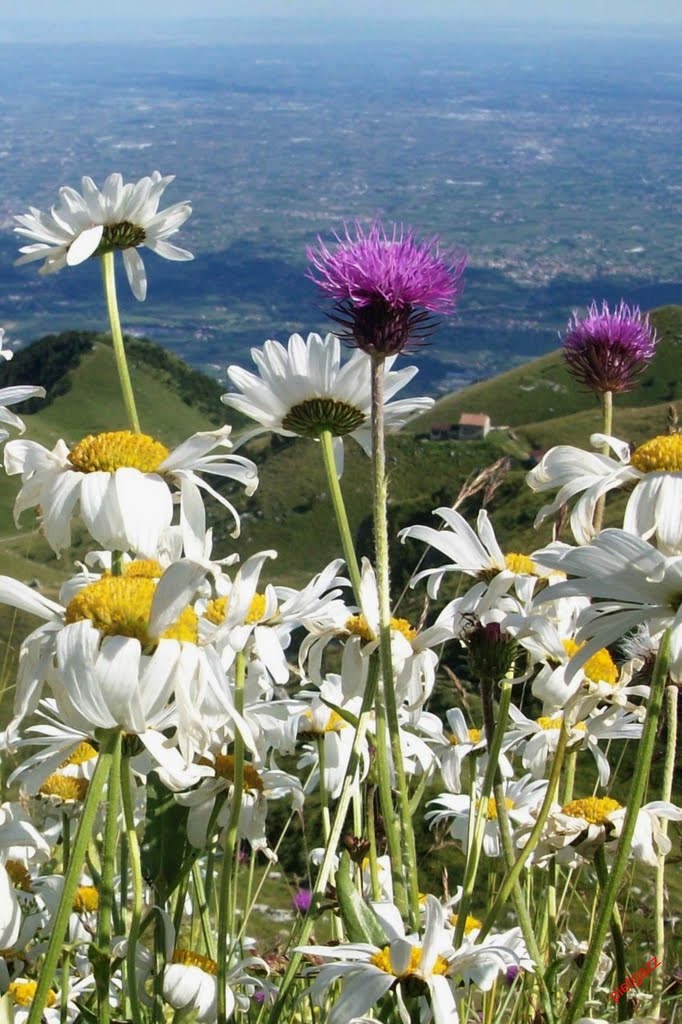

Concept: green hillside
[[1, 310, 681, 726], [413, 305, 682, 446]]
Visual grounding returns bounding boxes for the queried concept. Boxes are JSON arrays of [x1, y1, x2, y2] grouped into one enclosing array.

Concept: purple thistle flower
[[562, 300, 658, 395], [292, 888, 312, 914], [306, 221, 466, 356]]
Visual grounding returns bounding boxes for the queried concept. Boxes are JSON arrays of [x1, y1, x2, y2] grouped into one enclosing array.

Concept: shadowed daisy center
[[38, 775, 90, 802], [96, 220, 147, 254], [281, 397, 365, 438]]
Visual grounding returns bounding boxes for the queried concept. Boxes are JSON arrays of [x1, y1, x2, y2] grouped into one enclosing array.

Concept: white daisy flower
[[15, 172, 192, 301], [427, 775, 548, 859], [4, 425, 258, 557], [0, 561, 250, 774], [533, 529, 682, 681], [0, 328, 46, 442], [0, 803, 52, 949], [420, 707, 513, 794], [534, 795, 682, 868], [296, 675, 368, 799], [174, 750, 304, 856], [298, 895, 519, 1024], [400, 507, 559, 600], [202, 552, 348, 689], [503, 704, 641, 786], [506, 610, 648, 713], [222, 331, 433, 474], [527, 431, 682, 554]]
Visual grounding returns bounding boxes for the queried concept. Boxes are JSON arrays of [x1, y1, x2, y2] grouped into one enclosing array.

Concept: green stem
[[483, 690, 555, 1024], [120, 754, 145, 1024], [479, 720, 570, 941], [192, 861, 217, 961], [217, 652, 246, 1024], [652, 682, 678, 1018], [565, 629, 671, 1024], [560, 748, 577, 806], [455, 679, 513, 947], [100, 251, 141, 433], [373, 691, 407, 914], [594, 846, 631, 1021], [366, 785, 382, 901], [592, 389, 613, 533], [265, 657, 380, 1024], [93, 731, 123, 1024], [370, 353, 420, 931], [26, 730, 120, 1024], [319, 428, 363, 601], [60, 949, 71, 1024], [61, 813, 71, 872]]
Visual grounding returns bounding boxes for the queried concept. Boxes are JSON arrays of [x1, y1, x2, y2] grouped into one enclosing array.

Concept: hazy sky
[[4, 0, 682, 25]]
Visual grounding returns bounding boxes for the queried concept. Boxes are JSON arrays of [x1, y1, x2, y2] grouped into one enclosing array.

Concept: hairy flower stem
[[264, 656, 381, 1024], [100, 251, 141, 433], [93, 730, 123, 1024], [592, 388, 613, 533], [594, 847, 631, 1021], [479, 722, 570, 941], [319, 428, 363, 600], [374, 696, 408, 914], [217, 651, 246, 1024], [25, 729, 120, 1024], [454, 679, 513, 948], [565, 629, 671, 1024], [370, 353, 421, 931], [652, 682, 678, 1018], [481, 682, 555, 1024], [121, 753, 145, 1024]]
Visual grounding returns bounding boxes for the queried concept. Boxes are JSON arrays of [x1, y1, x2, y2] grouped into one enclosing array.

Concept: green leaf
[[140, 771, 190, 901], [335, 850, 388, 947]]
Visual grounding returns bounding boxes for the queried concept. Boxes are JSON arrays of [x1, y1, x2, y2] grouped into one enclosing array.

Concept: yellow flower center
[[562, 796, 623, 825], [171, 948, 218, 975], [536, 716, 587, 733], [5, 860, 33, 892], [448, 913, 482, 935], [206, 754, 265, 794], [630, 434, 682, 474], [39, 775, 90, 802], [345, 614, 417, 644], [59, 741, 98, 767], [65, 576, 198, 645], [8, 981, 57, 1008], [449, 727, 482, 745], [68, 430, 170, 474], [72, 885, 100, 913], [203, 592, 267, 626], [562, 639, 618, 686], [504, 552, 539, 575], [369, 944, 449, 978], [107, 559, 165, 579], [480, 796, 514, 820], [301, 708, 347, 734]]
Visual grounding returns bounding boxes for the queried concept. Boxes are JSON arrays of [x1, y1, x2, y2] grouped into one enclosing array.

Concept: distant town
[[1, 24, 681, 394]]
